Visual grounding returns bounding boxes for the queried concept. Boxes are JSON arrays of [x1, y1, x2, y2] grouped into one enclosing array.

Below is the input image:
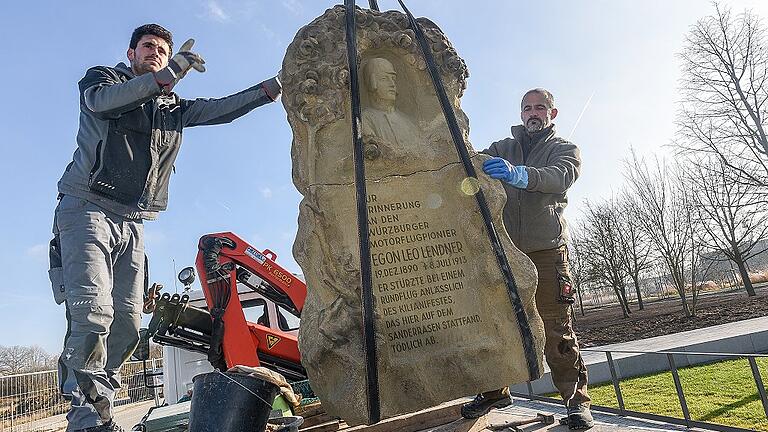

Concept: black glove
[[154, 39, 206, 92]]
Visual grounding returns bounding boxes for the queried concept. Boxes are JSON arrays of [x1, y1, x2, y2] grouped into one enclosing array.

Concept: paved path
[[582, 315, 768, 361], [428, 397, 706, 431], [17, 400, 155, 432]]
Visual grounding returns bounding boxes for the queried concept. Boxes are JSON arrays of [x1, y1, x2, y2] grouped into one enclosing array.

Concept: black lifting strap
[[344, 0, 381, 423], [397, 0, 541, 380], [201, 236, 234, 372]]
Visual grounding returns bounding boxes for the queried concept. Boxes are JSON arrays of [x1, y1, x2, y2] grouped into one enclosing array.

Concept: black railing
[[511, 349, 768, 432]]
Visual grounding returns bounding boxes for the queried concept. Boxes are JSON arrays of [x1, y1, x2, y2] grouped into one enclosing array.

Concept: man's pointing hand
[[154, 38, 206, 92]]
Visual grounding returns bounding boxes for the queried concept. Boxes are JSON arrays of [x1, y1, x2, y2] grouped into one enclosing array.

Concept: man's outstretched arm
[[181, 77, 281, 127]]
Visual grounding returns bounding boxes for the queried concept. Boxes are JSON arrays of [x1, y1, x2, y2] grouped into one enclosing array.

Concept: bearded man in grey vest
[[462, 88, 592, 430]]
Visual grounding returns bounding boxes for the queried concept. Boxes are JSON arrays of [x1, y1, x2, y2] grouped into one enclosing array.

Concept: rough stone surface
[[281, 6, 544, 425]]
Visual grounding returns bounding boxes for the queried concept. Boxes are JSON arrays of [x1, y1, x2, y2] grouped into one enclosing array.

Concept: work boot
[[567, 404, 594, 430], [76, 420, 125, 432], [460, 391, 512, 419]]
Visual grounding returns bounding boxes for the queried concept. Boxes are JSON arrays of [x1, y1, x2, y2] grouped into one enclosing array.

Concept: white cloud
[[260, 186, 273, 199], [247, 233, 265, 248], [26, 243, 48, 263], [217, 200, 232, 212], [204, 0, 230, 22], [3, 292, 45, 304], [280, 0, 303, 15], [144, 228, 167, 244], [259, 24, 277, 42], [194, 1, 281, 46]]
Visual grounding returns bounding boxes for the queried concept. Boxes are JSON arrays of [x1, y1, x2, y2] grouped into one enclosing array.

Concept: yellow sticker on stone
[[460, 177, 480, 195]]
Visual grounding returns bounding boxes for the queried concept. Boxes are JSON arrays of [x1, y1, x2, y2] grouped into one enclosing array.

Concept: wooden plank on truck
[[339, 399, 466, 432]]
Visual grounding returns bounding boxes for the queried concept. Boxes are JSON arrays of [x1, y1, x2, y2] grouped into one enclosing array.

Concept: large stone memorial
[[281, 6, 545, 425]]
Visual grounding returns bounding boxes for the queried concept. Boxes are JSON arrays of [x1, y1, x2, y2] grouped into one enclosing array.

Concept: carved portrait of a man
[[361, 57, 422, 154]]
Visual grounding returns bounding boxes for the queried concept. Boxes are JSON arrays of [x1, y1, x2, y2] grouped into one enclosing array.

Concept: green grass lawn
[[584, 357, 768, 431]]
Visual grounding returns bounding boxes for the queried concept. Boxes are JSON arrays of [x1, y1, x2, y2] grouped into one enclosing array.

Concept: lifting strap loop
[[344, 0, 381, 423], [201, 236, 235, 372], [396, 0, 540, 380]]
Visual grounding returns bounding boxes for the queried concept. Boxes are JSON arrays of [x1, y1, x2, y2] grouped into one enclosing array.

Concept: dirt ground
[[572, 285, 768, 347]]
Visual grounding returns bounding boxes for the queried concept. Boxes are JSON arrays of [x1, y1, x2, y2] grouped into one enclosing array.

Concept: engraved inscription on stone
[[367, 194, 478, 357]]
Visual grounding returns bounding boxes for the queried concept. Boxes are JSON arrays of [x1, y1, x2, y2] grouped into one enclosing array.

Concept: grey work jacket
[[483, 125, 581, 253], [58, 62, 281, 219]]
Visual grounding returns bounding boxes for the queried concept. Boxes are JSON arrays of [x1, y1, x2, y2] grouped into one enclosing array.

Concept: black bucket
[[267, 416, 304, 432], [189, 371, 279, 432]]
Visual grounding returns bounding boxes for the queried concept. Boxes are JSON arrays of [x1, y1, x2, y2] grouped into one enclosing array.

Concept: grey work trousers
[[53, 195, 144, 430]]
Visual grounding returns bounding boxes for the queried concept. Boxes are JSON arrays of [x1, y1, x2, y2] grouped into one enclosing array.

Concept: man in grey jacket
[[50, 24, 281, 432], [461, 88, 592, 429]]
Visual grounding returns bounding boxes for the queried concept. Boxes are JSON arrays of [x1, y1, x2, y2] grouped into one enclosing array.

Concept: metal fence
[[0, 359, 162, 432], [512, 349, 768, 432]]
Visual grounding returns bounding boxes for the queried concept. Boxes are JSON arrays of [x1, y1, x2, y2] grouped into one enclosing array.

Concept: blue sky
[[1, 0, 766, 355]]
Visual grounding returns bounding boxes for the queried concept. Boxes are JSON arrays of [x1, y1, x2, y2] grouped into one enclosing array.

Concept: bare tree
[[569, 229, 593, 317], [150, 342, 164, 360], [0, 345, 56, 375], [624, 152, 700, 317], [677, 4, 768, 187], [683, 155, 768, 296], [578, 199, 633, 317], [616, 193, 655, 310], [0, 345, 28, 375], [683, 181, 713, 317]]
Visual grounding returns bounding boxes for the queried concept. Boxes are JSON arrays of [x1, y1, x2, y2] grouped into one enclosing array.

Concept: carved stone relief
[[281, 6, 544, 425]]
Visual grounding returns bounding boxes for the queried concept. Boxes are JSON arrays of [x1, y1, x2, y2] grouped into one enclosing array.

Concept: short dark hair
[[521, 88, 555, 110], [130, 24, 173, 51]]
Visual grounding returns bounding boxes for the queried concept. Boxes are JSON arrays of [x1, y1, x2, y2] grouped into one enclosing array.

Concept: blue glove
[[482, 157, 529, 189]]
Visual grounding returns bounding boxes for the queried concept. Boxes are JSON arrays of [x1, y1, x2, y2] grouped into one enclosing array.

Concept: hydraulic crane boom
[[147, 232, 307, 381]]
